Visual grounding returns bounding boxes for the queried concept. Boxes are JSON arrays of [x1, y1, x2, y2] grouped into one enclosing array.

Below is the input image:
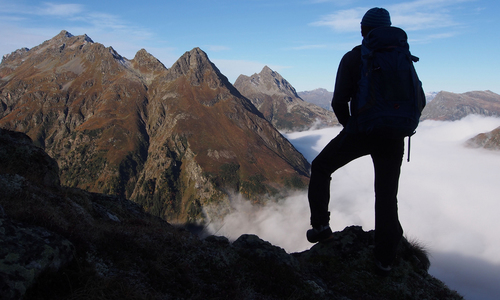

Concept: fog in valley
[[207, 115, 500, 300]]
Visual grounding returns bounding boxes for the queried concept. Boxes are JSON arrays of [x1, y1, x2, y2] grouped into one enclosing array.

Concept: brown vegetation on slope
[[0, 31, 310, 224]]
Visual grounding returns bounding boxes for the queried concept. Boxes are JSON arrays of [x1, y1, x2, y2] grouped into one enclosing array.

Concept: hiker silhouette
[[306, 7, 425, 274]]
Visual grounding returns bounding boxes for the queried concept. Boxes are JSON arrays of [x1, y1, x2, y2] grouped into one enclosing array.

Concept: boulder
[[0, 216, 74, 300]]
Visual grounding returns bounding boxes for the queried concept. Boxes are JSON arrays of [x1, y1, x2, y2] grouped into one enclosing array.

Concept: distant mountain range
[[420, 90, 500, 121], [297, 88, 500, 151], [297, 88, 333, 111], [0, 30, 310, 223], [421, 90, 500, 150]]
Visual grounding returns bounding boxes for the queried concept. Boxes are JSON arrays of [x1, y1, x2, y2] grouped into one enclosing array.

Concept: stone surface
[[0, 217, 74, 300]]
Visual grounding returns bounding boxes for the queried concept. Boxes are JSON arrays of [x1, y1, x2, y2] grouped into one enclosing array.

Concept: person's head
[[360, 7, 391, 37]]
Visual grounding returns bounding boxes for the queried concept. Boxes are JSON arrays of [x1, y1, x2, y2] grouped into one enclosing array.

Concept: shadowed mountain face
[[234, 66, 338, 132], [0, 30, 310, 223]]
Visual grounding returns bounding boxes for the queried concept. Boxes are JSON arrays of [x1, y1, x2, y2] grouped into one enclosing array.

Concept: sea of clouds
[[206, 115, 500, 300]]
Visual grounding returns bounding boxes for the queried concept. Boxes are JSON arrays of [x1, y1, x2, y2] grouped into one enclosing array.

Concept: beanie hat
[[361, 7, 391, 28]]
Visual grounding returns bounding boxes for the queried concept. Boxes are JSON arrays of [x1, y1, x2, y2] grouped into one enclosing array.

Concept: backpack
[[354, 26, 425, 139]]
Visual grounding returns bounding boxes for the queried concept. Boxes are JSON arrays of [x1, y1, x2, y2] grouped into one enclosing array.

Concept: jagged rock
[[293, 226, 452, 300], [0, 217, 74, 300], [234, 66, 338, 132], [233, 234, 298, 268], [298, 226, 430, 273]]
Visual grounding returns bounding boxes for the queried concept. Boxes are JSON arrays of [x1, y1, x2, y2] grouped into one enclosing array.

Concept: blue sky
[[1, 0, 499, 94]]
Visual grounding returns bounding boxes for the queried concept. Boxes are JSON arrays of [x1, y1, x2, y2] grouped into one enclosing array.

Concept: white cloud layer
[[207, 115, 500, 300]]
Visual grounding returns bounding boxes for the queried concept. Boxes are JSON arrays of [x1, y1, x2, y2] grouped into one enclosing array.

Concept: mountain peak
[[261, 65, 274, 74], [56, 30, 73, 39], [132, 48, 167, 74], [56, 30, 93, 43], [234, 67, 337, 131], [51, 30, 92, 45], [165, 47, 230, 89], [236, 66, 299, 98], [174, 47, 213, 74]]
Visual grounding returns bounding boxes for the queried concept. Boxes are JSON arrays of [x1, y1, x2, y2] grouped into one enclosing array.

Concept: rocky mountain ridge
[[298, 87, 500, 150], [298, 88, 333, 111], [234, 67, 338, 132], [420, 90, 500, 150], [0, 30, 310, 224], [0, 128, 464, 299], [421, 90, 500, 121]]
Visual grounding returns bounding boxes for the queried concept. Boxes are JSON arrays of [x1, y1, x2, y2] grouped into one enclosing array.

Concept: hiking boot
[[374, 259, 392, 276], [306, 225, 333, 243]]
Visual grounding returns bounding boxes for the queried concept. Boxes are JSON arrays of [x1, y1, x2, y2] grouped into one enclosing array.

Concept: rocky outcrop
[[0, 215, 74, 300], [0, 128, 74, 299], [0, 128, 60, 188], [0, 31, 310, 224], [0, 129, 463, 299], [466, 126, 500, 150], [234, 66, 338, 132], [421, 90, 500, 121]]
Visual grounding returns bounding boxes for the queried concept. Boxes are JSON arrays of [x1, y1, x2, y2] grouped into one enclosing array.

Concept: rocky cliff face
[[234, 66, 338, 132], [421, 90, 500, 121], [0, 129, 464, 300], [0, 31, 310, 224]]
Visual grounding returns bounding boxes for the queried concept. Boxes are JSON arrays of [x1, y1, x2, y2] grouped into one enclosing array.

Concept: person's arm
[[331, 47, 360, 127]]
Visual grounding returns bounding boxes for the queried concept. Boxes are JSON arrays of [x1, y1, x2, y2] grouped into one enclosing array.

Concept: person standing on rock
[[306, 7, 425, 274]]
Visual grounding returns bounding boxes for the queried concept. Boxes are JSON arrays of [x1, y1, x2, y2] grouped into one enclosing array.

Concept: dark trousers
[[308, 128, 404, 265]]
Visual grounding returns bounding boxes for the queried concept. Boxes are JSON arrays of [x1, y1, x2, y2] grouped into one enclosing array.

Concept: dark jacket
[[331, 45, 361, 127]]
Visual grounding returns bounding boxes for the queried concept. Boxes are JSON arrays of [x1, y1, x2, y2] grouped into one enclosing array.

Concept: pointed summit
[[50, 30, 84, 46], [165, 47, 228, 88], [131, 48, 167, 78], [234, 66, 338, 132], [54, 30, 93, 43], [56, 29, 73, 39], [242, 66, 300, 99]]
